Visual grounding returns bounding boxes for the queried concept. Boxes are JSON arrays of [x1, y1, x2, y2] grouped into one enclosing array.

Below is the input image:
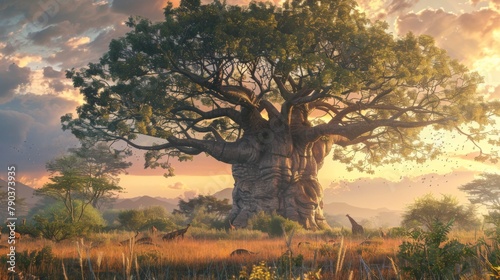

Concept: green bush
[[269, 215, 303, 237], [397, 219, 476, 279], [248, 211, 272, 232], [33, 201, 105, 241], [248, 211, 303, 237], [387, 227, 407, 238]]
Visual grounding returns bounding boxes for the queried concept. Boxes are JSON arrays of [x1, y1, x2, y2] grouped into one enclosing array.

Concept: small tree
[[117, 209, 146, 231], [459, 173, 500, 212], [36, 144, 130, 224], [402, 194, 480, 230], [174, 195, 232, 220]]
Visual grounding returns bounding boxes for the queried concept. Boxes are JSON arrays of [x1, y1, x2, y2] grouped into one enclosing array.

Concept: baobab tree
[[63, 0, 500, 229]]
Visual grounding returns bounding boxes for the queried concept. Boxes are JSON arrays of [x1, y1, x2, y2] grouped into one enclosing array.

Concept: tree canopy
[[64, 0, 499, 172], [459, 173, 500, 212], [63, 0, 500, 229], [401, 194, 480, 230], [36, 143, 131, 223], [174, 195, 232, 219]]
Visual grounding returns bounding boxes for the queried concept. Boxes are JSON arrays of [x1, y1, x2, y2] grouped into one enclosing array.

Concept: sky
[[1, 0, 500, 211]]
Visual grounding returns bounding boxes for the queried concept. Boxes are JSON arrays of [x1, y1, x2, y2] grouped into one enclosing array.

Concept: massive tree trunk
[[229, 108, 336, 230]]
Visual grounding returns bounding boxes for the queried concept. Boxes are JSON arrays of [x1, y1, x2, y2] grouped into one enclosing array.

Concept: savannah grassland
[[0, 228, 497, 280]]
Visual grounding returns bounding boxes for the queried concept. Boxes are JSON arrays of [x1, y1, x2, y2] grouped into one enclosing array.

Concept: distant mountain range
[[112, 195, 178, 212], [0, 182, 402, 227], [0, 179, 41, 216]]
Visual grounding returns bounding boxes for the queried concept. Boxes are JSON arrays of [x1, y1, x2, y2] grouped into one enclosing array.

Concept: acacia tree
[[37, 143, 131, 222], [402, 194, 480, 230], [63, 0, 500, 229], [459, 173, 500, 212], [174, 195, 232, 219]]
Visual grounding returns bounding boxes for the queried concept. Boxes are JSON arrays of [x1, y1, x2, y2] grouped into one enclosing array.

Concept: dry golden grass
[[0, 231, 403, 279], [0, 229, 491, 279]]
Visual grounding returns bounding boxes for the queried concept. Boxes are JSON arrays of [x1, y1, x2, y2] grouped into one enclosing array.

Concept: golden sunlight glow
[[66, 36, 91, 49], [12, 54, 43, 67], [118, 174, 234, 199], [472, 53, 500, 86]]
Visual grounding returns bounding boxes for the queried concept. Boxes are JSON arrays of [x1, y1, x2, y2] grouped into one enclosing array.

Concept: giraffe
[[346, 214, 364, 235]]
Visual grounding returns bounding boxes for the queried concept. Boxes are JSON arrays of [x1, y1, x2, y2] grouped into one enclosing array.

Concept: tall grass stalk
[[62, 260, 69, 280], [388, 257, 400, 279], [335, 236, 346, 277], [96, 251, 103, 280], [76, 240, 84, 280], [359, 256, 372, 280], [134, 256, 140, 279], [122, 236, 135, 280]]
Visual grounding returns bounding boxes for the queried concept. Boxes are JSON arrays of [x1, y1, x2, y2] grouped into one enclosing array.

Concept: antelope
[[119, 231, 139, 246], [297, 241, 311, 247], [150, 225, 158, 236], [379, 228, 388, 239], [230, 249, 257, 256], [14, 232, 21, 240], [162, 224, 191, 241], [229, 221, 236, 231], [135, 236, 154, 245]]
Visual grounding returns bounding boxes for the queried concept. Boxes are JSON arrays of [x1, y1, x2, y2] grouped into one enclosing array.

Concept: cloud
[[111, 0, 171, 21], [43, 66, 64, 78], [470, 0, 500, 10], [395, 8, 500, 65], [168, 182, 185, 190], [324, 170, 477, 210], [29, 24, 65, 45], [0, 110, 34, 145], [387, 0, 419, 15], [488, 85, 500, 99], [0, 59, 31, 104], [1, 1, 126, 69], [356, 0, 419, 20], [0, 94, 80, 178], [181, 190, 198, 200], [42, 66, 71, 93], [1, 42, 17, 56], [66, 36, 91, 49]]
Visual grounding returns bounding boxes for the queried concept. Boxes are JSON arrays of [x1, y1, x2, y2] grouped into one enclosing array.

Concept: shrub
[[248, 211, 272, 232], [248, 211, 303, 237], [397, 219, 476, 279], [33, 201, 105, 241], [268, 215, 303, 237]]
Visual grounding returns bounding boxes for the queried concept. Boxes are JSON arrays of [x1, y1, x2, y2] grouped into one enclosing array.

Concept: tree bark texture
[[229, 110, 335, 230]]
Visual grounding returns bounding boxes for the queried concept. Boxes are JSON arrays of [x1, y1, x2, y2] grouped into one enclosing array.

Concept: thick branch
[[305, 117, 455, 144]]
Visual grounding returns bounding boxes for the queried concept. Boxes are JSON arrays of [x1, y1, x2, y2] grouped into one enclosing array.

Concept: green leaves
[[64, 0, 500, 173], [398, 219, 477, 279]]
